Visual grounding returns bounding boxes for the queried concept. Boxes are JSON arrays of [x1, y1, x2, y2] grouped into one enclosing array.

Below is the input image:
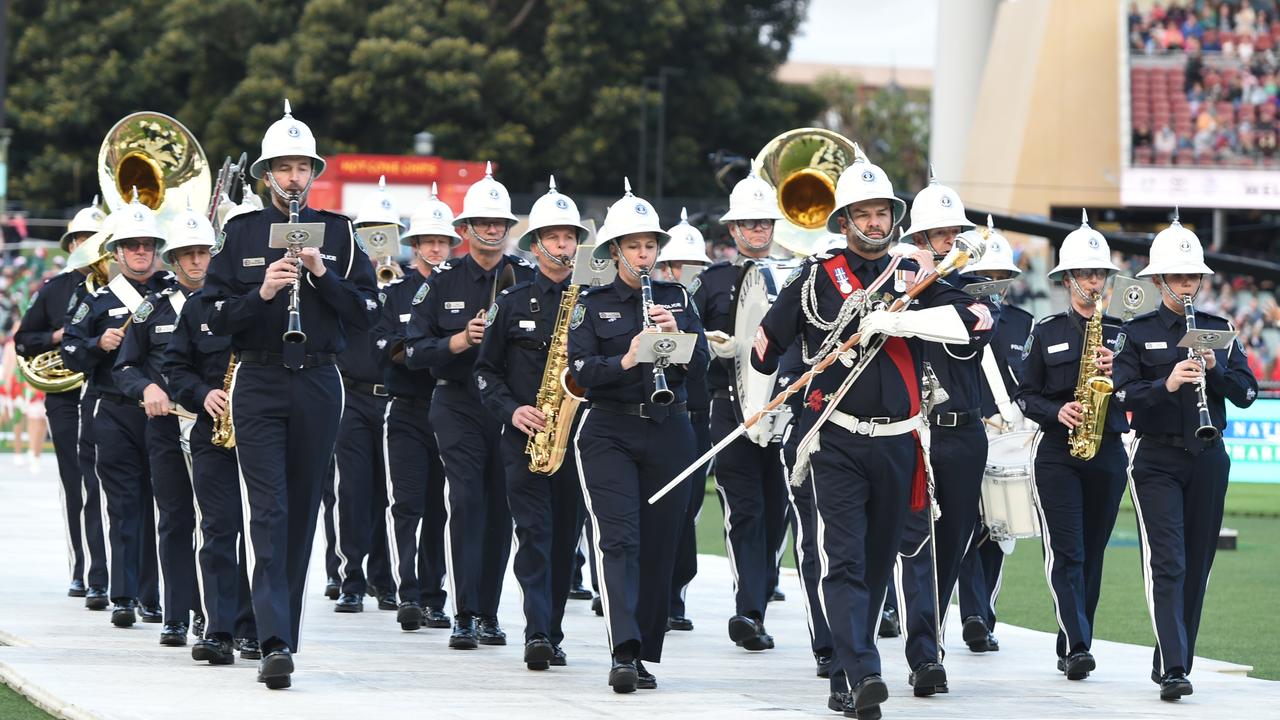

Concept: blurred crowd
[[0, 247, 61, 465]]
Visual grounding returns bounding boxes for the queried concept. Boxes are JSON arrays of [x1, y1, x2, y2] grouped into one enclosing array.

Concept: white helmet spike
[[485, 161, 493, 177], [853, 142, 869, 163], [987, 213, 995, 230], [681, 207, 688, 222], [430, 182, 439, 199], [927, 163, 937, 183], [623, 176, 632, 194], [548, 175, 557, 192], [283, 98, 292, 116]]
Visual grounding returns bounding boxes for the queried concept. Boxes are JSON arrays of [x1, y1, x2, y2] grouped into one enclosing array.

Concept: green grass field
[[0, 684, 52, 720], [695, 478, 1280, 680]]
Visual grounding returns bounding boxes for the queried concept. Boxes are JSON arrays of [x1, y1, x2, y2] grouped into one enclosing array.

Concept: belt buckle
[[855, 420, 873, 435], [937, 412, 956, 427], [373, 384, 387, 397], [638, 404, 652, 420]]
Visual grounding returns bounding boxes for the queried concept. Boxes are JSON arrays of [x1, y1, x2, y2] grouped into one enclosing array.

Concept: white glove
[[858, 306, 971, 347], [706, 330, 738, 359]]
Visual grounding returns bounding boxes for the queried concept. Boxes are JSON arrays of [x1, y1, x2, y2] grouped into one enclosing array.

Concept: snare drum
[[980, 430, 1041, 542]]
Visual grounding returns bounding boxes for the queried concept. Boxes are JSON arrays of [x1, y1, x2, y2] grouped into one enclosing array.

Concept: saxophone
[[211, 352, 237, 449], [526, 285, 587, 474], [1068, 295, 1114, 460]]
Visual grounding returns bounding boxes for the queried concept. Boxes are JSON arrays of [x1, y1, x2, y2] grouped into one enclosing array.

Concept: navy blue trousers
[[782, 425, 833, 656], [669, 407, 710, 618], [332, 388, 393, 597], [1130, 436, 1230, 677], [574, 407, 694, 663], [189, 415, 255, 640], [146, 414, 199, 624], [94, 397, 159, 607], [76, 390, 108, 588], [232, 363, 341, 652], [957, 521, 1005, 630], [385, 397, 448, 609], [1032, 431, 1127, 658]]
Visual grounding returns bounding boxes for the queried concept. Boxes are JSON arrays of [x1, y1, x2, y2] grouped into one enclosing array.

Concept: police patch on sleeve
[[1113, 332, 1126, 354], [569, 303, 586, 330], [71, 302, 89, 325], [67, 294, 79, 314], [688, 276, 702, 296], [485, 302, 498, 328], [132, 300, 154, 323], [412, 283, 429, 305], [211, 231, 225, 256], [354, 230, 369, 255], [1021, 334, 1034, 360], [782, 267, 802, 289], [378, 291, 387, 304]]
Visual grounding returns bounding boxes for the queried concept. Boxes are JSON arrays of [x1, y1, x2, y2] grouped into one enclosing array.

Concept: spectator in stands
[[1155, 124, 1179, 154], [1134, 121, 1154, 149]]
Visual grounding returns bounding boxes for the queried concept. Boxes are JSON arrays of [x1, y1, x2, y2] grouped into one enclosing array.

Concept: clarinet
[[639, 270, 674, 406], [1182, 295, 1220, 441], [282, 194, 306, 344]]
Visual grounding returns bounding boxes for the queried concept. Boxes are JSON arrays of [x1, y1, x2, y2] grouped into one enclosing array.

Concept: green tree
[[812, 73, 931, 193]]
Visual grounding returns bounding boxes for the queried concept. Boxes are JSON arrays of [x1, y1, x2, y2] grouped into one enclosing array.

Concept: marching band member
[[956, 220, 1034, 654], [475, 176, 587, 670], [14, 198, 107, 600], [404, 163, 533, 649], [331, 178, 400, 614], [751, 151, 990, 719], [568, 181, 709, 693], [1114, 217, 1257, 701], [204, 100, 378, 689], [656, 209, 712, 633], [378, 186, 456, 632], [1014, 212, 1128, 681], [114, 205, 215, 646], [693, 172, 790, 652], [62, 195, 172, 628], [163, 204, 261, 666], [895, 176, 1000, 697]]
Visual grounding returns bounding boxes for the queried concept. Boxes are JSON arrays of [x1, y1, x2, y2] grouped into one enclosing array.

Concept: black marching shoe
[[159, 622, 189, 646], [334, 593, 364, 613], [551, 644, 567, 666], [1062, 650, 1096, 680], [423, 606, 451, 629], [449, 615, 477, 649], [324, 577, 339, 600], [636, 660, 657, 690], [477, 616, 507, 645], [68, 580, 87, 597], [257, 648, 294, 690], [878, 606, 901, 638], [236, 638, 262, 660], [667, 615, 694, 632], [727, 615, 774, 651], [591, 595, 604, 616], [139, 604, 163, 623], [568, 584, 593, 600], [770, 588, 786, 602], [192, 614, 205, 639], [397, 602, 423, 631], [815, 652, 833, 678], [192, 636, 235, 665], [377, 592, 397, 611], [609, 658, 638, 693], [1160, 671, 1193, 701], [908, 661, 948, 697], [85, 586, 109, 611], [962, 615, 989, 652], [111, 601, 137, 627], [851, 674, 889, 720], [524, 635, 554, 670]]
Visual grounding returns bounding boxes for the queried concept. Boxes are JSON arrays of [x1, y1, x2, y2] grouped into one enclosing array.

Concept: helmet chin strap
[[535, 236, 574, 268], [614, 240, 649, 279], [266, 172, 314, 208], [173, 262, 205, 288], [1067, 271, 1104, 308], [466, 221, 509, 248], [731, 223, 773, 253], [843, 207, 894, 251], [1157, 274, 1203, 308], [414, 249, 439, 272]]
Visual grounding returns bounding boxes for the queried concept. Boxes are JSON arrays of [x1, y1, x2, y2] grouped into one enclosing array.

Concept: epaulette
[[317, 208, 354, 222], [1036, 311, 1066, 326], [702, 260, 734, 273], [158, 286, 178, 297], [511, 255, 536, 269], [809, 250, 836, 262], [500, 279, 534, 297], [434, 260, 456, 273], [1129, 309, 1160, 323], [91, 286, 110, 297], [1101, 314, 1124, 326]]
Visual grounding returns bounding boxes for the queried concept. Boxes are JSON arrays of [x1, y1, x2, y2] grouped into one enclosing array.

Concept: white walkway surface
[[1, 456, 1276, 719]]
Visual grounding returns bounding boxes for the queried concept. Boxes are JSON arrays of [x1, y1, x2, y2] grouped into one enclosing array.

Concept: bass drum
[[730, 258, 801, 445], [980, 430, 1041, 544]]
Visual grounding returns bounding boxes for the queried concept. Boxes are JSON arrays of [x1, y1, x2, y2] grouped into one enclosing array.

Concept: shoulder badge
[[133, 300, 154, 323], [354, 230, 369, 255], [378, 291, 387, 305], [412, 283, 429, 305], [1021, 334, 1034, 360], [211, 230, 225, 256], [1237, 336, 1248, 356], [71, 302, 90, 325], [67, 293, 79, 314], [569, 303, 586, 330], [688, 275, 702, 296], [485, 302, 498, 328], [782, 266, 803, 289], [1114, 331, 1126, 354]]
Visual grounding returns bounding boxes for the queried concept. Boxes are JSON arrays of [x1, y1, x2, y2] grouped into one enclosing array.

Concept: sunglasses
[[1071, 269, 1108, 280], [118, 239, 157, 252], [735, 219, 775, 231]]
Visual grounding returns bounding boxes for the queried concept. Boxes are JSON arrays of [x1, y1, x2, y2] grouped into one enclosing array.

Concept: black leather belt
[[931, 409, 978, 428], [711, 389, 733, 401], [1139, 433, 1191, 450], [98, 392, 137, 407], [238, 350, 337, 368], [342, 376, 387, 397], [590, 400, 687, 420], [391, 395, 432, 408]]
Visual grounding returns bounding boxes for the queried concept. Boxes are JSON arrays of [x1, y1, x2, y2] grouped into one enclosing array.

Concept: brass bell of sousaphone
[[98, 112, 211, 227], [755, 128, 859, 257]]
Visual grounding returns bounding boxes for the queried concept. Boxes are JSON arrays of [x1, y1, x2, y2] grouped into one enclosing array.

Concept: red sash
[[821, 254, 928, 511]]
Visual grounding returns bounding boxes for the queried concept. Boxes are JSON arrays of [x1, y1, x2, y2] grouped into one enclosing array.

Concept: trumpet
[[638, 269, 674, 406], [1182, 295, 1220, 441], [375, 255, 403, 286], [283, 194, 306, 344]]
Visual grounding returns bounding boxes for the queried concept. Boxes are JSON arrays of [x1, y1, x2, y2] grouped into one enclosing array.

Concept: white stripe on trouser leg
[[229, 363, 256, 591], [808, 461, 851, 694], [710, 400, 743, 597], [781, 433, 818, 641], [434, 428, 460, 617], [76, 391, 92, 581], [894, 555, 909, 650], [381, 400, 402, 595], [1026, 430, 1073, 651], [58, 469, 74, 577], [332, 465, 349, 586], [572, 410, 615, 652], [93, 398, 113, 594], [1127, 438, 1166, 675], [191, 464, 211, 631]]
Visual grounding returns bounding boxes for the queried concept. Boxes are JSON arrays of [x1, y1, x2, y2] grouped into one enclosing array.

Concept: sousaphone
[[755, 128, 859, 257]]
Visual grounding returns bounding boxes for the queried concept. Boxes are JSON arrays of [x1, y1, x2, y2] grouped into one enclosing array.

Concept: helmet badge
[[555, 198, 569, 210], [1088, 236, 1100, 250], [634, 202, 648, 215], [380, 198, 392, 210], [1179, 238, 1192, 252], [432, 209, 443, 220], [186, 217, 198, 230], [861, 170, 876, 182], [132, 210, 145, 222], [488, 188, 500, 200], [287, 125, 301, 138], [940, 195, 952, 208]]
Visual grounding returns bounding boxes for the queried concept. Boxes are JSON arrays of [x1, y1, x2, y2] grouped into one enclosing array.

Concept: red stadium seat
[[1134, 147, 1155, 165], [1156, 151, 1174, 165]]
